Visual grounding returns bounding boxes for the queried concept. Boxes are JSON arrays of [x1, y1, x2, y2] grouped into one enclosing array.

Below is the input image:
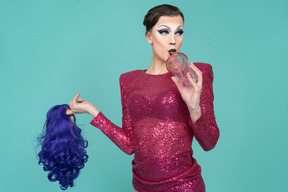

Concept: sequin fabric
[[90, 63, 220, 192]]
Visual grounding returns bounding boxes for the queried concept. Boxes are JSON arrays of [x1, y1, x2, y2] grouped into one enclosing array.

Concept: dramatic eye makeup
[[157, 26, 171, 35], [175, 27, 184, 36], [156, 25, 184, 36]]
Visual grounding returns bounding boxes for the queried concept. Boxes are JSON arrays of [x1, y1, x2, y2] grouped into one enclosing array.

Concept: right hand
[[67, 93, 100, 117]]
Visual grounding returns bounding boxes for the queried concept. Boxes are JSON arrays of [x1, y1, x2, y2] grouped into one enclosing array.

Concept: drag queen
[[67, 4, 219, 192]]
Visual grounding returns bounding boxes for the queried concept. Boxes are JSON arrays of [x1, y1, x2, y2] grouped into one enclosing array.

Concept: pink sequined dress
[[90, 62, 219, 192]]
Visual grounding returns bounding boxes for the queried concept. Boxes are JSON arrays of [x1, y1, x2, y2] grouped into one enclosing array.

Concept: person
[[67, 4, 219, 192]]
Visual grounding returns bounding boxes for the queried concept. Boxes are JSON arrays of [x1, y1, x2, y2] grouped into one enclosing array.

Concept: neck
[[146, 57, 168, 75]]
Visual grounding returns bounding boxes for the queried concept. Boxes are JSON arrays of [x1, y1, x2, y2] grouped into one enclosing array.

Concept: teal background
[[0, 0, 287, 191]]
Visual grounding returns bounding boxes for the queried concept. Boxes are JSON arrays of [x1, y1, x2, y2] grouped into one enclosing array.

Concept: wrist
[[189, 105, 201, 123], [88, 105, 100, 118], [187, 103, 200, 112]]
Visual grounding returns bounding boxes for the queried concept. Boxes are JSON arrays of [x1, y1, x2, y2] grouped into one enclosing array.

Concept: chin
[[163, 53, 171, 62], [157, 55, 168, 63]]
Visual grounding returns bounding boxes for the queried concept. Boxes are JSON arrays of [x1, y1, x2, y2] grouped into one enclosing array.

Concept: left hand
[[66, 93, 100, 117], [171, 62, 203, 112]]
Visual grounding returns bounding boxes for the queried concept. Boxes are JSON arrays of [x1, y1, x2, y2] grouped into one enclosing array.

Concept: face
[[146, 15, 184, 63]]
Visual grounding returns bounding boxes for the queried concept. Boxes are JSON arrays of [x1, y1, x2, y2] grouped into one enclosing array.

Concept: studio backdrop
[[0, 0, 287, 191]]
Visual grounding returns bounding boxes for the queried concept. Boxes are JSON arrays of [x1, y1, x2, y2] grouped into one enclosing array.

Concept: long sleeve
[[90, 74, 134, 155], [190, 64, 220, 151]]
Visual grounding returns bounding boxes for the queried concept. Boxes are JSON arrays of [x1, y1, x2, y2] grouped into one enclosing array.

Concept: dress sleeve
[[190, 64, 220, 151], [90, 74, 134, 155]]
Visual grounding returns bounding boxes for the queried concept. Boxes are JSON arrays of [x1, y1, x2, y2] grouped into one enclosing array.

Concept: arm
[[90, 74, 134, 155], [189, 64, 219, 151], [172, 63, 219, 151]]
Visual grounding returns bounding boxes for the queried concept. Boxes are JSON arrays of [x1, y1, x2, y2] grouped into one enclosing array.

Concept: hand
[[67, 93, 100, 117], [171, 62, 203, 112]]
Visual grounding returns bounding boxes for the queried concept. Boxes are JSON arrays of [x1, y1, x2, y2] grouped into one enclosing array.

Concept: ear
[[145, 31, 153, 45]]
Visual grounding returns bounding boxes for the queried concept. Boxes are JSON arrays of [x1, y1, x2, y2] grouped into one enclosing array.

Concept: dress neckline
[[143, 70, 171, 77]]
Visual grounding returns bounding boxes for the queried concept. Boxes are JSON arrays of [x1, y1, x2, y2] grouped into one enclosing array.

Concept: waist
[[132, 152, 201, 184]]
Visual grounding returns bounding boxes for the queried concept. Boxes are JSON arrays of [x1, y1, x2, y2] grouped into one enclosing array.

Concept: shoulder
[[194, 62, 213, 74], [119, 70, 143, 87], [120, 70, 143, 79], [194, 62, 214, 79]]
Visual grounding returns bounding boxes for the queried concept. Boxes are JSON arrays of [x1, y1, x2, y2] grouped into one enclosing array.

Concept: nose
[[169, 34, 176, 45]]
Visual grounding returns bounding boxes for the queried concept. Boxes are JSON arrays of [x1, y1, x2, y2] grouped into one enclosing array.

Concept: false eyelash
[[157, 29, 170, 35], [175, 30, 184, 35]]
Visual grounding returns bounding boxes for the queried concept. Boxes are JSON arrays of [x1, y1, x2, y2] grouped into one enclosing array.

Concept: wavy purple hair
[[37, 104, 88, 190]]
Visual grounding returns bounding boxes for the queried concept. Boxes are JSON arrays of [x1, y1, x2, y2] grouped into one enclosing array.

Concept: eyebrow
[[157, 25, 184, 29]]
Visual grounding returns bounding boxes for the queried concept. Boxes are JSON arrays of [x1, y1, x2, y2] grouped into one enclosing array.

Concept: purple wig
[[37, 104, 88, 190]]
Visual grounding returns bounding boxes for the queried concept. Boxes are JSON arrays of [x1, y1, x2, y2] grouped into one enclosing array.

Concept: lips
[[168, 49, 177, 55]]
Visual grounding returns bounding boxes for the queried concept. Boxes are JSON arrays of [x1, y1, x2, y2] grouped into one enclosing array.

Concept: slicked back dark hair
[[143, 4, 184, 34]]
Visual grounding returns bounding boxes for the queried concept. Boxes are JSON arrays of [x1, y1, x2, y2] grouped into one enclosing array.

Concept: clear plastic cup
[[166, 52, 198, 87]]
